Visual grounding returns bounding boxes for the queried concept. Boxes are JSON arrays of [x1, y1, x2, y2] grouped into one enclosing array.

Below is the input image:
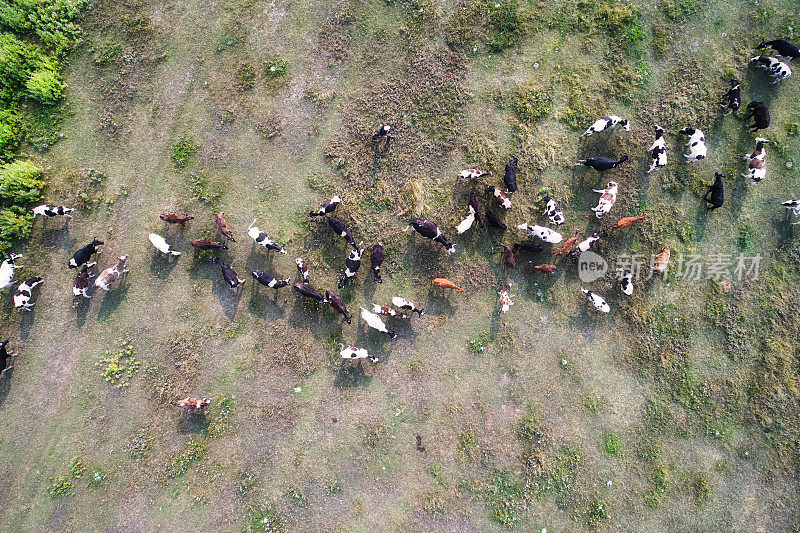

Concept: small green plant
[[69, 456, 86, 478], [517, 413, 542, 441], [510, 81, 551, 124], [422, 492, 447, 514], [86, 467, 108, 488], [93, 41, 122, 65], [737, 224, 754, 248], [284, 488, 308, 507], [692, 472, 713, 506], [583, 396, 603, 412], [95, 342, 140, 388], [662, 0, 699, 22], [165, 438, 208, 478], [603, 432, 623, 455], [486, 469, 526, 527], [248, 500, 285, 532], [188, 172, 223, 206], [467, 332, 490, 353], [586, 500, 608, 527], [170, 134, 198, 169], [206, 395, 234, 437], [47, 475, 73, 498], [324, 479, 342, 494], [264, 56, 287, 79]]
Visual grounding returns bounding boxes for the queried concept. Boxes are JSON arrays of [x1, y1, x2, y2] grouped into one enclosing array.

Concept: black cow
[[504, 156, 518, 193], [575, 155, 629, 171], [370, 243, 384, 283], [405, 220, 456, 254], [703, 173, 724, 211], [213, 257, 243, 288], [485, 209, 506, 231], [758, 39, 799, 61], [251, 270, 290, 289], [69, 238, 103, 269], [469, 192, 484, 227], [513, 240, 544, 254], [293, 283, 326, 302], [721, 79, 741, 115], [0, 340, 16, 377], [325, 289, 351, 323], [327, 217, 357, 248], [744, 101, 770, 132]]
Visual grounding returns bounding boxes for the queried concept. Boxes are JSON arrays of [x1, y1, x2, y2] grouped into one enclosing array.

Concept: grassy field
[[0, 0, 799, 530]]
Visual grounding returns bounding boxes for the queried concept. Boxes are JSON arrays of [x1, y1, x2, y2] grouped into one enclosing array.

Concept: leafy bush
[[0, 108, 20, 161], [46, 475, 73, 498], [0, 159, 45, 203], [25, 62, 63, 103]]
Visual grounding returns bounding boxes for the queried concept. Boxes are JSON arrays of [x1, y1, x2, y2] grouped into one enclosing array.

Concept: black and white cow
[[405, 220, 456, 254], [360, 307, 397, 339], [295, 258, 309, 282], [370, 243, 384, 283], [213, 257, 243, 289], [574, 232, 607, 255], [647, 125, 667, 173], [0, 340, 17, 378], [620, 269, 633, 296], [575, 155, 629, 171], [504, 157, 518, 193], [580, 115, 629, 138], [742, 137, 768, 188], [339, 343, 378, 364], [581, 288, 610, 313], [750, 55, 792, 83], [0, 254, 22, 289], [456, 205, 476, 235], [720, 79, 741, 115], [781, 200, 800, 224], [251, 270, 290, 289], [73, 263, 94, 298], [338, 243, 364, 288], [69, 238, 103, 269], [679, 127, 707, 162], [32, 204, 74, 220], [308, 195, 341, 217], [744, 102, 770, 133], [327, 217, 357, 248], [591, 182, 618, 219], [704, 173, 725, 210], [326, 289, 352, 323], [14, 276, 43, 310], [758, 39, 800, 61], [517, 223, 563, 243], [392, 296, 424, 317], [248, 220, 287, 254], [542, 196, 565, 225], [293, 282, 327, 303], [372, 124, 395, 141]]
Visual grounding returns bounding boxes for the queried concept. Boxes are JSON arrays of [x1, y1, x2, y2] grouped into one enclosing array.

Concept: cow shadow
[[211, 278, 242, 319], [176, 412, 209, 434], [38, 225, 75, 251], [97, 282, 130, 322], [0, 370, 13, 407], [19, 309, 36, 340], [424, 288, 457, 317], [248, 282, 288, 320], [74, 296, 91, 328], [334, 360, 373, 388], [149, 251, 180, 279], [287, 297, 325, 336]]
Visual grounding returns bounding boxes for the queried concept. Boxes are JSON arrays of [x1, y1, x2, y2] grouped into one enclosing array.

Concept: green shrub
[[25, 63, 63, 103], [47, 475, 73, 498], [170, 134, 198, 168], [603, 432, 623, 455], [0, 108, 20, 161], [264, 56, 287, 78], [0, 207, 32, 249], [0, 160, 45, 203]]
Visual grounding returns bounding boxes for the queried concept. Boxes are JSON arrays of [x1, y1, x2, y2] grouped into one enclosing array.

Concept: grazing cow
[[459, 169, 491, 180], [213, 257, 243, 289], [574, 232, 607, 255], [648, 125, 667, 173], [514, 240, 544, 254], [499, 243, 516, 268], [149, 233, 181, 256], [456, 205, 476, 235], [293, 283, 327, 302], [372, 124, 394, 141], [469, 192, 484, 227], [575, 155, 628, 171], [750, 55, 792, 83], [758, 39, 800, 61], [488, 186, 512, 209], [486, 209, 507, 231], [73, 264, 93, 298], [370, 244, 384, 283], [720, 80, 741, 115], [611, 215, 645, 230], [339, 343, 378, 363], [309, 195, 342, 217], [392, 296, 424, 317], [32, 205, 74, 219], [296, 258, 309, 282], [781, 200, 800, 224], [620, 269, 634, 296], [14, 276, 42, 310], [191, 238, 228, 251], [160, 213, 194, 224], [327, 217, 357, 248], [326, 289, 351, 323], [742, 138, 768, 188], [338, 243, 364, 288], [504, 157, 518, 193], [653, 247, 671, 274], [431, 278, 464, 292], [554, 230, 582, 256], [679, 127, 707, 162], [498, 283, 513, 314], [591, 181, 618, 219], [248, 220, 287, 254], [95, 255, 129, 291], [581, 115, 630, 138], [581, 288, 610, 313], [372, 304, 409, 319], [517, 223, 563, 244], [542, 196, 565, 225], [531, 263, 557, 274], [0, 340, 17, 377], [0, 254, 22, 289], [69, 238, 103, 269], [704, 173, 725, 209], [744, 102, 770, 132], [360, 307, 397, 339], [177, 397, 210, 412], [405, 220, 456, 254], [214, 212, 235, 242], [251, 270, 290, 289]]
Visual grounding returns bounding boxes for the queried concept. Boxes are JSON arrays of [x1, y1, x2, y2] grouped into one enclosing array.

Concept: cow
[[0, 254, 22, 289], [531, 263, 557, 274], [488, 186, 512, 209], [513, 240, 544, 254], [372, 303, 409, 319], [73, 264, 93, 298], [338, 243, 364, 288], [149, 233, 181, 256], [177, 397, 210, 412], [542, 196, 565, 225], [499, 243, 516, 268], [679, 127, 707, 162], [213, 257, 243, 289], [456, 205, 476, 235], [293, 283, 327, 303], [391, 296, 424, 317], [372, 124, 395, 141], [591, 182, 618, 219], [0, 340, 17, 378], [326, 289, 351, 323], [581, 115, 630, 138], [781, 200, 800, 224], [653, 247, 670, 274], [339, 343, 378, 363], [620, 269, 633, 296], [498, 283, 513, 314], [742, 138, 768, 188], [404, 220, 455, 254], [758, 39, 800, 61], [309, 195, 342, 217], [648, 125, 667, 173], [581, 288, 610, 313], [517, 223, 563, 244], [469, 192, 484, 227], [95, 255, 129, 291], [295, 258, 309, 282], [360, 307, 397, 339], [704, 173, 725, 209], [611, 215, 645, 230], [574, 232, 607, 255], [554, 230, 582, 256], [32, 205, 74, 220], [14, 276, 42, 310], [160, 213, 194, 224], [459, 169, 491, 180], [251, 270, 290, 289], [504, 157, 518, 193], [370, 244, 384, 283], [248, 220, 287, 254], [750, 55, 792, 83], [744, 102, 770, 133], [486, 208, 507, 231], [575, 155, 628, 171], [191, 238, 228, 251], [720, 80, 741, 115], [431, 278, 464, 292], [214, 212, 235, 242], [327, 217, 357, 248], [69, 238, 103, 269]]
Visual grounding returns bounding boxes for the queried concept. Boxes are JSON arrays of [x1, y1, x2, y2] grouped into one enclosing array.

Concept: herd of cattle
[[0, 39, 798, 411]]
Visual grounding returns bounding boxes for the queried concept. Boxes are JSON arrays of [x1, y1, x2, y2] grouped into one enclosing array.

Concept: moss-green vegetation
[[0, 159, 44, 253], [170, 134, 198, 169], [94, 342, 140, 388]]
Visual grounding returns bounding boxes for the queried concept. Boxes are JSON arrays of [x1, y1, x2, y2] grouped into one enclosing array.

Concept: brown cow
[[191, 238, 228, 251], [160, 213, 194, 224], [214, 212, 235, 242], [177, 397, 210, 412], [554, 230, 582, 256]]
